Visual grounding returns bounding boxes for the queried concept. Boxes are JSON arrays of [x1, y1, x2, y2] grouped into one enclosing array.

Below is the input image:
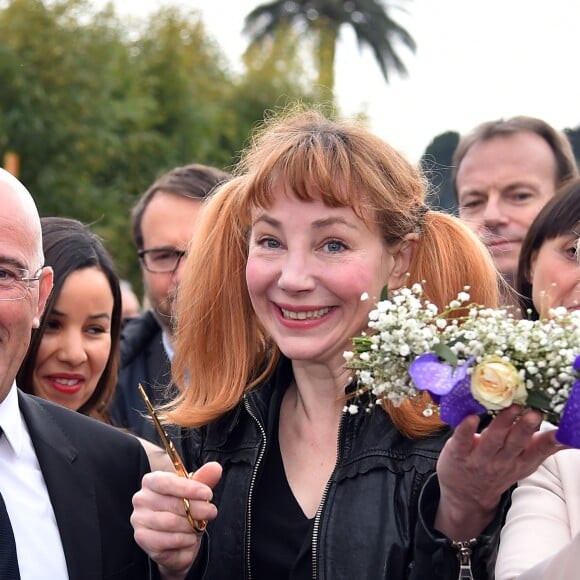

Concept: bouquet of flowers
[[344, 283, 580, 447]]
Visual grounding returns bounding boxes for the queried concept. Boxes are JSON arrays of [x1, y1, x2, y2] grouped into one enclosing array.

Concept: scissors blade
[[137, 384, 207, 533], [137, 384, 188, 477]]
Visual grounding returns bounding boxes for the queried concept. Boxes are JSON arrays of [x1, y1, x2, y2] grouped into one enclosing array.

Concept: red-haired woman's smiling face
[[245, 182, 412, 370]]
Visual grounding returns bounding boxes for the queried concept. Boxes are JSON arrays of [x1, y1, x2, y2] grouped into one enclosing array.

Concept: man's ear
[[388, 233, 418, 290], [33, 266, 54, 328]]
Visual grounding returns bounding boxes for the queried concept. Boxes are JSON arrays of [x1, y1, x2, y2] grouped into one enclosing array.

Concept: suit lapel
[[18, 393, 101, 580]]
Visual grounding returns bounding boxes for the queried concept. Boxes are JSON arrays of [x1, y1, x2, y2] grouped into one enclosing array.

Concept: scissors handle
[[138, 384, 207, 534]]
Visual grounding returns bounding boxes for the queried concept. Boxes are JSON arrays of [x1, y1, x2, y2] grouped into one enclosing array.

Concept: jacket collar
[[18, 392, 102, 580], [198, 355, 292, 450]]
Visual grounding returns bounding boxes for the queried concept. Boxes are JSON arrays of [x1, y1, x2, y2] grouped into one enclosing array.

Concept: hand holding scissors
[[138, 384, 207, 534]]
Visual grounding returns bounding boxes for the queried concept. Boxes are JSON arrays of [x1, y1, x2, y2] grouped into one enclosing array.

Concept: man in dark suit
[[0, 168, 150, 579], [110, 164, 230, 445]]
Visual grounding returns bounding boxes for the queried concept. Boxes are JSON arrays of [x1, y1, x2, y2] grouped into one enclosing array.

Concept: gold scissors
[[138, 384, 207, 534]]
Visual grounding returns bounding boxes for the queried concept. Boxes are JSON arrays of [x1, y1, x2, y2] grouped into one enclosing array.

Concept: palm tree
[[243, 0, 416, 98]]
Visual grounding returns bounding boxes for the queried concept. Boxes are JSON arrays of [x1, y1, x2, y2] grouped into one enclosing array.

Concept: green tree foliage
[[227, 22, 320, 157], [0, 0, 156, 289], [243, 0, 416, 99], [132, 5, 234, 169], [0, 0, 322, 291], [564, 125, 580, 166], [421, 131, 459, 215], [0, 0, 131, 214]]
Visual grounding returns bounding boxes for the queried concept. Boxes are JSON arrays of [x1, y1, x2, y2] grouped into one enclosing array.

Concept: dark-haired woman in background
[[17, 216, 170, 469], [514, 177, 580, 320], [496, 178, 580, 579]]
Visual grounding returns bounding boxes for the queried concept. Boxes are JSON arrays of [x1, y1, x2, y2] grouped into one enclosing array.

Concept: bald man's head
[[0, 169, 54, 402], [0, 169, 44, 268]]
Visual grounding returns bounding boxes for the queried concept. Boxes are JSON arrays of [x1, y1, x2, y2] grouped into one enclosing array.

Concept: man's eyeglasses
[[138, 248, 186, 274], [0, 265, 43, 301]]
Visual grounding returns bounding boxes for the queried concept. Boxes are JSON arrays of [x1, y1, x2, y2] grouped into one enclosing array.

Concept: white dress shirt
[[161, 330, 174, 362], [0, 383, 69, 579]]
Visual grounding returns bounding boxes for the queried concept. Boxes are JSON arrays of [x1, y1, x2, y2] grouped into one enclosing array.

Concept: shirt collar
[[162, 331, 174, 361], [0, 382, 25, 456]]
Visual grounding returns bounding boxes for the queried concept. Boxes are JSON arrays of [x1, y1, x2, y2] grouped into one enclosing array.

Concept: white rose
[[470, 356, 527, 410]]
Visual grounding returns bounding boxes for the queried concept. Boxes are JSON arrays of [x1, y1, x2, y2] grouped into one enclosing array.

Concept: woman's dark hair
[[516, 178, 580, 319], [17, 217, 122, 422]]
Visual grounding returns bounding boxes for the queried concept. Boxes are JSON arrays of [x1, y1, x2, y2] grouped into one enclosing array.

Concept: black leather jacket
[[180, 356, 506, 579]]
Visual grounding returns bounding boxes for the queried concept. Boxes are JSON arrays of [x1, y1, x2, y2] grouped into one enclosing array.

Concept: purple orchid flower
[[556, 354, 580, 448], [409, 353, 486, 428]]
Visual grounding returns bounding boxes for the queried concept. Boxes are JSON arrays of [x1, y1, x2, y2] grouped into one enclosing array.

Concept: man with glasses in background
[[111, 164, 230, 444]]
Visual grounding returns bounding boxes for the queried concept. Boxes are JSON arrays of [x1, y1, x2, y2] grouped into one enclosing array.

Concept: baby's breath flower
[[344, 282, 580, 424]]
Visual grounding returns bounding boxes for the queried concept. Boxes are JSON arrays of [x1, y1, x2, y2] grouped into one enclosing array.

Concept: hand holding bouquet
[[345, 283, 580, 446]]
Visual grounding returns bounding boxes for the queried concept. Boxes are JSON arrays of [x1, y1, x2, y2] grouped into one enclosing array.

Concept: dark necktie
[[0, 429, 21, 579]]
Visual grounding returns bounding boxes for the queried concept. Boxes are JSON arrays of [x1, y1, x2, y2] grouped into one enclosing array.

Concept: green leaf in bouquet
[[433, 341, 458, 367], [352, 336, 372, 354], [525, 388, 554, 414]]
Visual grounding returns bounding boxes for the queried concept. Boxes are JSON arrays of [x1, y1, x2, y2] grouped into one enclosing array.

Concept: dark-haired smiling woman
[[496, 178, 580, 579], [16, 216, 170, 470]]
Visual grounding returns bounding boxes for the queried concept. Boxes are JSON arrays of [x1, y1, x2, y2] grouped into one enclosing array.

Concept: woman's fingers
[[440, 410, 562, 505], [475, 406, 530, 456], [492, 411, 543, 457], [131, 467, 222, 577], [442, 414, 479, 457], [144, 470, 214, 501], [190, 461, 223, 489]]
